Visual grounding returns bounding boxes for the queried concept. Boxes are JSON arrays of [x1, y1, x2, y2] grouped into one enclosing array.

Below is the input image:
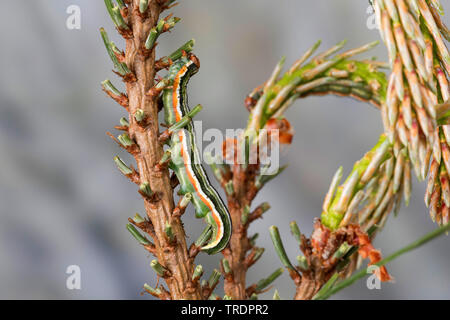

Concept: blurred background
[[0, 0, 448, 299]]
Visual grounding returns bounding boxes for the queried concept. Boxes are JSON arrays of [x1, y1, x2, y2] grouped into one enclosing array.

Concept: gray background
[[0, 0, 448, 299]]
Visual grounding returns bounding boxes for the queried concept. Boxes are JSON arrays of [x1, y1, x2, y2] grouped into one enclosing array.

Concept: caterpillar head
[[189, 53, 200, 69]]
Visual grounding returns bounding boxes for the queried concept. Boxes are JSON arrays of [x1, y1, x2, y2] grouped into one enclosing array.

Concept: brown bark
[[222, 166, 258, 299], [222, 205, 251, 299], [293, 278, 321, 300], [123, 0, 202, 300]]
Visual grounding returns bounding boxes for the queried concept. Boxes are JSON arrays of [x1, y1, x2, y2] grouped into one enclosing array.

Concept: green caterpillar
[[162, 53, 232, 254]]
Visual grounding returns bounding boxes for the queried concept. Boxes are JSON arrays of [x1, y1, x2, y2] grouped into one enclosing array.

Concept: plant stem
[[222, 199, 252, 299], [123, 0, 201, 299], [222, 164, 257, 299]]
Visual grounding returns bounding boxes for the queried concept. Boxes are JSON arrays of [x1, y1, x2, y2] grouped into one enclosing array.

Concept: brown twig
[[221, 162, 260, 299], [105, 0, 202, 300]]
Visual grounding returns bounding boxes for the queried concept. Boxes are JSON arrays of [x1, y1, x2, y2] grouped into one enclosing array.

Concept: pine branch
[[267, 1, 449, 300], [372, 0, 449, 225], [100, 0, 202, 300], [219, 41, 392, 299]]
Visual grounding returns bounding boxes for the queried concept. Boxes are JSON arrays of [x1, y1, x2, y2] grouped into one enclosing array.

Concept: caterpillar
[[162, 53, 232, 255]]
